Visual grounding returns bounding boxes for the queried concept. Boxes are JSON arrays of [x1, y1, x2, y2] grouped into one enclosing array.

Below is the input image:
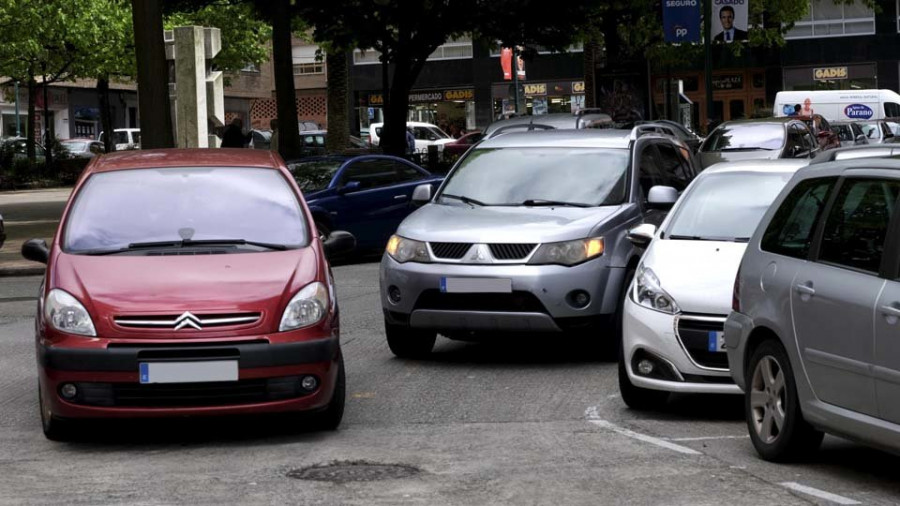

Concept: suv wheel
[[746, 339, 823, 461], [385, 319, 436, 358], [618, 347, 669, 410]]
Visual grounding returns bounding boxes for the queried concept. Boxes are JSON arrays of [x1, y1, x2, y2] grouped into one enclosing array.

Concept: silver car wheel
[[750, 355, 786, 444]]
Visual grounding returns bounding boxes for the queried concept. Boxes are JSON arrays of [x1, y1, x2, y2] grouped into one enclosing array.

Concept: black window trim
[[808, 175, 900, 279]]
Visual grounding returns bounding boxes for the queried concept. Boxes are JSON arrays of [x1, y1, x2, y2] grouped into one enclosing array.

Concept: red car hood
[[51, 248, 321, 339]]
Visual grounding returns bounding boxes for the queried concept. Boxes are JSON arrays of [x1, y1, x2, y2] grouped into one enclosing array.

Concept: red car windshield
[[64, 167, 309, 253]]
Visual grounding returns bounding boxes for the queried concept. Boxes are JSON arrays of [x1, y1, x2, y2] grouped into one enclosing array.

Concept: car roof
[[798, 158, 900, 177], [719, 117, 797, 126], [483, 113, 613, 135], [810, 144, 900, 164], [702, 159, 810, 175], [88, 149, 282, 173], [475, 129, 633, 149]]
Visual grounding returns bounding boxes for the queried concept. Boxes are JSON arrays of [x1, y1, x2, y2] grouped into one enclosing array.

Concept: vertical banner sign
[[663, 0, 701, 43], [711, 0, 749, 43], [500, 47, 513, 81], [515, 46, 526, 80]]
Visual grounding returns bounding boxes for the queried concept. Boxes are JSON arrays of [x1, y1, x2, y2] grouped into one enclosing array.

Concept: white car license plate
[[139, 361, 238, 384], [440, 277, 512, 294], [707, 331, 726, 353]]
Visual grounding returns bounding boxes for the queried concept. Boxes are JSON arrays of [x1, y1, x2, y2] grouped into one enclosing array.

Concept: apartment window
[[353, 38, 473, 65], [785, 0, 875, 39], [292, 44, 324, 74]]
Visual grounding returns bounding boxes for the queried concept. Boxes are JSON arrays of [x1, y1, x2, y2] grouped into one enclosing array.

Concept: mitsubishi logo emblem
[[173, 311, 202, 330], [468, 244, 492, 264]]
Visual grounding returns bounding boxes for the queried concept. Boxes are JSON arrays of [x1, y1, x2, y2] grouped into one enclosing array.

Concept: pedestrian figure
[[269, 118, 279, 154], [406, 128, 416, 155], [221, 118, 251, 148]]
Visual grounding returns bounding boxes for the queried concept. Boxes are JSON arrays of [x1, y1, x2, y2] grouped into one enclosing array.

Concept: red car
[[441, 131, 484, 160], [22, 149, 355, 440]]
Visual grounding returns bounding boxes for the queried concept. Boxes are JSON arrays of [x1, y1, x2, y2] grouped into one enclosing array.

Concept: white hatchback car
[[369, 121, 455, 152], [619, 159, 809, 409]]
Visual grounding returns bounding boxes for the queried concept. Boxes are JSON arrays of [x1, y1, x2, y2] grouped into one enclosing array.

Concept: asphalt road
[[2, 263, 900, 505]]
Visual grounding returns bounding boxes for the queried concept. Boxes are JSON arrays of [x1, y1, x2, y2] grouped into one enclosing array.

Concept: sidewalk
[[0, 187, 72, 277]]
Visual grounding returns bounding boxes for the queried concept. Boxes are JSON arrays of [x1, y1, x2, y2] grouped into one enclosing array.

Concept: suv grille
[[488, 243, 537, 260], [429, 242, 472, 259], [676, 316, 728, 369]]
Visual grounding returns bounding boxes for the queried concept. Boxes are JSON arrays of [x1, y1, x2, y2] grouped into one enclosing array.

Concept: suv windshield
[[438, 147, 629, 207], [701, 124, 784, 152], [64, 167, 308, 253], [289, 159, 342, 193], [666, 171, 794, 241]]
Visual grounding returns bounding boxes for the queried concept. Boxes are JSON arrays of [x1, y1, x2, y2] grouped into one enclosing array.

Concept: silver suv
[[380, 129, 699, 357], [725, 159, 900, 461]]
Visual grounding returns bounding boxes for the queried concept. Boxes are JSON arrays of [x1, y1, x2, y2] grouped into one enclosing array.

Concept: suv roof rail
[[629, 123, 677, 141], [486, 123, 556, 139]]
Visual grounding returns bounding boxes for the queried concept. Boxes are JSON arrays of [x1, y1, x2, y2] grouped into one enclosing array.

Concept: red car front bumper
[[37, 332, 340, 419]]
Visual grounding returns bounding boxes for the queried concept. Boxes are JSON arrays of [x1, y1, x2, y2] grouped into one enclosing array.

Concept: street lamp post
[[704, 0, 713, 135], [14, 81, 20, 136]]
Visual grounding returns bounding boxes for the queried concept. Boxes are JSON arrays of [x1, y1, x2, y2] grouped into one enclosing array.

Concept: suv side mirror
[[627, 224, 657, 248], [337, 180, 361, 195], [855, 134, 868, 145], [323, 231, 356, 259], [647, 186, 678, 209], [411, 184, 432, 206], [22, 238, 49, 264]]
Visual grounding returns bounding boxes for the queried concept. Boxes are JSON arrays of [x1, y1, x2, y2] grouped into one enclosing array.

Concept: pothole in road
[[286, 461, 422, 483]]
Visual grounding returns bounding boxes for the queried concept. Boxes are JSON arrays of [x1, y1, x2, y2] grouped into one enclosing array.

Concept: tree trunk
[[131, 0, 174, 149], [26, 79, 37, 164], [583, 41, 598, 109], [42, 81, 53, 169], [325, 49, 350, 153], [271, 0, 301, 159], [98, 77, 115, 153], [382, 64, 412, 157]]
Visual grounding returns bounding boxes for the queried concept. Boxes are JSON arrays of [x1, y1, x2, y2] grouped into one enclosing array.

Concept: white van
[[774, 90, 900, 121]]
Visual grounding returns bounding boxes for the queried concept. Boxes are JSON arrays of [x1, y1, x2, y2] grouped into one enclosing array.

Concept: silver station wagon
[[379, 129, 699, 357], [726, 159, 900, 461]]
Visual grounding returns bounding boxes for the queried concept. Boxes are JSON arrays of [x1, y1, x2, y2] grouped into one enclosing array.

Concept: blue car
[[286, 155, 443, 252]]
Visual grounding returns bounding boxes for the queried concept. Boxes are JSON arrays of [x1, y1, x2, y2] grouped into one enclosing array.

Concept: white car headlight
[[279, 282, 329, 331], [633, 266, 680, 314], [44, 289, 96, 336], [385, 235, 430, 263], [528, 237, 604, 266]]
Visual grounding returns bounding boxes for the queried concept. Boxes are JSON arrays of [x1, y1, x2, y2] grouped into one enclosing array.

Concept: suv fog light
[[566, 290, 591, 309], [637, 360, 655, 376], [388, 286, 402, 304], [60, 383, 78, 399], [300, 376, 319, 392]]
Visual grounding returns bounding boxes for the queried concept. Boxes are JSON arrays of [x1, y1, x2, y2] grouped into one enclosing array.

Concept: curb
[[0, 266, 45, 278]]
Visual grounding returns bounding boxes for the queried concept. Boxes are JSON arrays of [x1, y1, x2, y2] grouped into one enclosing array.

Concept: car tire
[[385, 319, 436, 359], [618, 346, 670, 410], [39, 384, 72, 442], [314, 354, 346, 431], [745, 339, 824, 462]]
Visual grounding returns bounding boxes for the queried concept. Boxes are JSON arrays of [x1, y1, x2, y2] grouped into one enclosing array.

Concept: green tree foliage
[[299, 0, 605, 155]]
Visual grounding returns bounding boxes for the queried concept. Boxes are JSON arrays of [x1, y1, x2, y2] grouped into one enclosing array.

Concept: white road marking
[[584, 406, 702, 455], [668, 435, 750, 441], [780, 482, 860, 505]]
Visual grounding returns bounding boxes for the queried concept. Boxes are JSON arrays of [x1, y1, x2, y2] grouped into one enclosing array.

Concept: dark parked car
[[22, 149, 355, 440], [699, 118, 820, 169], [442, 131, 484, 159], [286, 154, 443, 252]]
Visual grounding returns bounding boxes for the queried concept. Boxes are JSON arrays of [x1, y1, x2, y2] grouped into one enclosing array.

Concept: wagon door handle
[[795, 282, 815, 297], [881, 304, 900, 321], [393, 194, 408, 200]]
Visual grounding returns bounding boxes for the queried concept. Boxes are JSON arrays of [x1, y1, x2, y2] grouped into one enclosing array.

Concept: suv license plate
[[707, 331, 726, 353], [440, 277, 512, 294], [139, 361, 238, 384]]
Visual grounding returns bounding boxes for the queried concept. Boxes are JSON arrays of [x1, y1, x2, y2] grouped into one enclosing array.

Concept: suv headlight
[[44, 289, 96, 336], [386, 235, 430, 263], [633, 266, 680, 314], [279, 282, 329, 331], [528, 237, 604, 266]]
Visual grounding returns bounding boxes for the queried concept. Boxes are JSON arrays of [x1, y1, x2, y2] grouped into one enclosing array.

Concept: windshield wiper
[[518, 199, 590, 208], [441, 193, 487, 206], [81, 239, 288, 255]]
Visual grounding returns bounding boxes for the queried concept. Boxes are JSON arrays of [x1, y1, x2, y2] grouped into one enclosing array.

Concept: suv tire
[[385, 319, 436, 358], [746, 339, 823, 462]]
